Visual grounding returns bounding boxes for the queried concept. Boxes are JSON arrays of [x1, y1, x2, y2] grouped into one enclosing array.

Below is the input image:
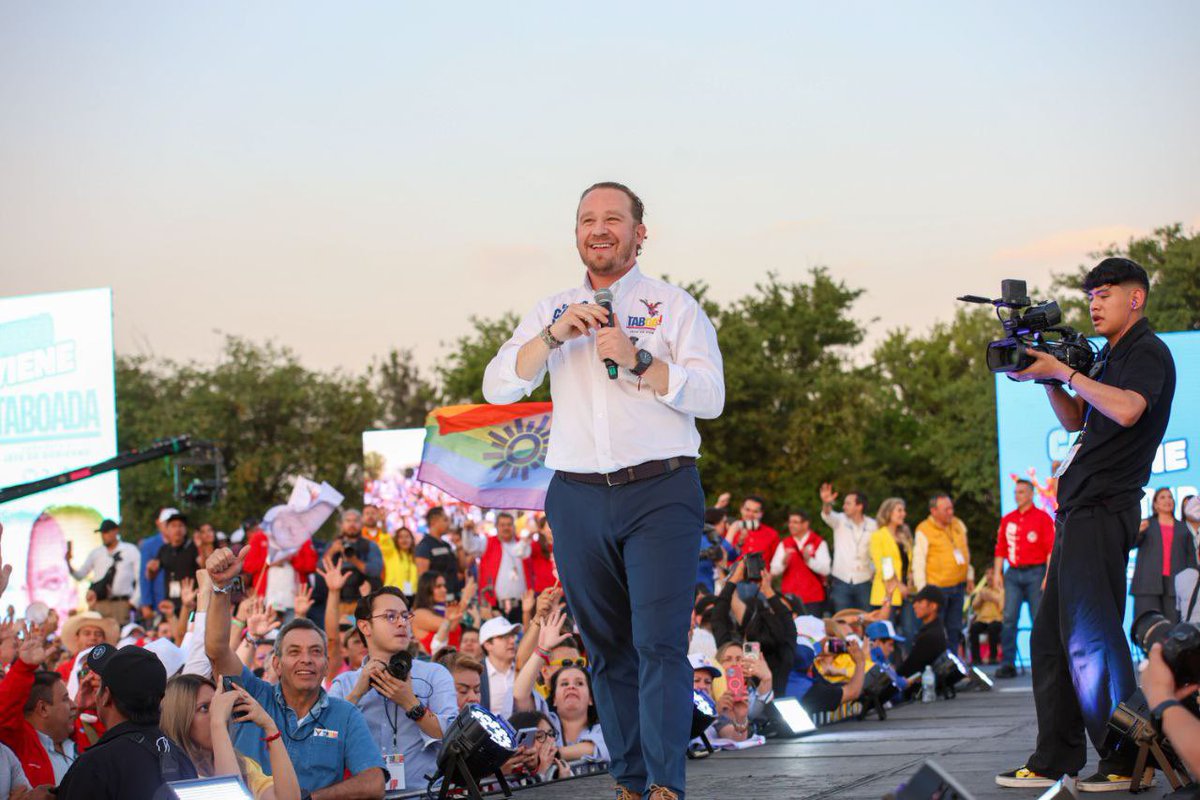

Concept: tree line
[[115, 224, 1198, 569]]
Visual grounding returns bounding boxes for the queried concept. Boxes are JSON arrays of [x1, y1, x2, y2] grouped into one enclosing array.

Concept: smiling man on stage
[[483, 182, 724, 800]]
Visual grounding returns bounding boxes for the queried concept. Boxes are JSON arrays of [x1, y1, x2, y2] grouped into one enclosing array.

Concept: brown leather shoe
[[614, 786, 643, 800], [646, 785, 680, 800]]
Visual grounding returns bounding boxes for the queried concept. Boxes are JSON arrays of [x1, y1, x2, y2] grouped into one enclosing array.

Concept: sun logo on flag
[[483, 414, 550, 481]]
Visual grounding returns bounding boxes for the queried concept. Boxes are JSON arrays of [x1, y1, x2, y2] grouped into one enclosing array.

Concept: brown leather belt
[[559, 456, 696, 487]]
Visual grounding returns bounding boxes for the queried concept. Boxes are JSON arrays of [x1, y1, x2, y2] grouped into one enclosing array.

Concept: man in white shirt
[[818, 484, 877, 612], [479, 617, 521, 719], [483, 182, 724, 800], [67, 519, 141, 624]]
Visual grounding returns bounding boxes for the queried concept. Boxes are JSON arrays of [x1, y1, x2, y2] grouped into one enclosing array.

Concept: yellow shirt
[[363, 527, 410, 592], [869, 527, 905, 607], [972, 578, 1004, 624], [242, 755, 274, 800], [816, 652, 876, 684], [915, 516, 970, 588]]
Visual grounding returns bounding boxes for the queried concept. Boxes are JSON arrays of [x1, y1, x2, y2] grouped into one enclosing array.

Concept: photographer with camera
[[712, 559, 796, 692], [1140, 641, 1200, 777], [67, 519, 140, 624], [329, 585, 457, 792], [995, 258, 1178, 793], [699, 508, 738, 594]]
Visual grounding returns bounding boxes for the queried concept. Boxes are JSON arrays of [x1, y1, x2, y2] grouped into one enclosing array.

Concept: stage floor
[[517, 669, 1178, 799]]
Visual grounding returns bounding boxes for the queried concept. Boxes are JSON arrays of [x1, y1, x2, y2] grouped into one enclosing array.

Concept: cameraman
[[698, 508, 737, 593], [998, 258, 1177, 792], [1140, 643, 1200, 777], [329, 586, 458, 792]]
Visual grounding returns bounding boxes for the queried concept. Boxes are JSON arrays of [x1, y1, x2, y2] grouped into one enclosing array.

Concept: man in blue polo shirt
[[205, 547, 385, 799]]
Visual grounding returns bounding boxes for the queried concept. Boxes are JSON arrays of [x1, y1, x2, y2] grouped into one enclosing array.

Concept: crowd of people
[[0, 474, 1196, 799]]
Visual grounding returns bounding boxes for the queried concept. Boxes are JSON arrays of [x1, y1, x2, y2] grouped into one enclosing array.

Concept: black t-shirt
[[155, 541, 199, 586], [1057, 319, 1176, 514], [415, 534, 461, 592], [56, 722, 197, 799], [897, 618, 948, 678]]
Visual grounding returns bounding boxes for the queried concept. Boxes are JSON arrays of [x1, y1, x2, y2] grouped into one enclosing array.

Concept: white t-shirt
[[1175, 568, 1200, 624]]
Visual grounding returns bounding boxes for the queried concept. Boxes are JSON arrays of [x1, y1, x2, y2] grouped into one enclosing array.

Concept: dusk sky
[[2, 2, 1197, 374]]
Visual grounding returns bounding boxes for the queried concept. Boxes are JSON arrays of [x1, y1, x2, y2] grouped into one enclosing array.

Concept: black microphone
[[593, 288, 619, 380]]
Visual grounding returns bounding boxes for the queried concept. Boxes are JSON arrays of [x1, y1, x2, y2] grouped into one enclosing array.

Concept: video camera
[[958, 279, 1096, 384]]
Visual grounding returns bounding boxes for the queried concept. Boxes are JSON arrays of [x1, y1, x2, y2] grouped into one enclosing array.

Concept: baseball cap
[[865, 620, 905, 643], [688, 652, 722, 678], [479, 617, 522, 644], [95, 519, 120, 533], [166, 512, 189, 525], [913, 585, 946, 608], [87, 644, 167, 711], [158, 508, 181, 524], [144, 638, 186, 678]]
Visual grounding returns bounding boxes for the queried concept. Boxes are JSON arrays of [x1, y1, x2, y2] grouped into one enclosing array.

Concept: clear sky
[[2, 2, 1197, 374]]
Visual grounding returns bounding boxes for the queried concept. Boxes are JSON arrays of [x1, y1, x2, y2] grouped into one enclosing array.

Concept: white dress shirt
[[483, 265, 724, 473], [70, 541, 141, 599], [36, 730, 76, 784], [495, 537, 532, 601], [822, 510, 877, 584], [486, 657, 517, 719]]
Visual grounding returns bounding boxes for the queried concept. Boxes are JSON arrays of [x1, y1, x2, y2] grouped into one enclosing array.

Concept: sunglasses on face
[[549, 657, 588, 668]]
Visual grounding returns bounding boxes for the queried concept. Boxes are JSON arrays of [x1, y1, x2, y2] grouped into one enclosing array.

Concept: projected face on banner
[[27, 506, 101, 618]]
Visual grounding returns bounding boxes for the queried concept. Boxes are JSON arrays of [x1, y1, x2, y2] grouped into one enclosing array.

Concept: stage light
[[968, 666, 994, 690], [858, 664, 898, 721], [1034, 779, 1074, 800], [168, 775, 253, 800], [894, 759, 975, 800], [1103, 694, 1191, 794], [688, 689, 718, 758], [430, 703, 517, 800], [932, 651, 968, 698], [768, 696, 817, 737]]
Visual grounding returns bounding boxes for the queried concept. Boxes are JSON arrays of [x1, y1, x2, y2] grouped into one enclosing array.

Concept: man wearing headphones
[[997, 258, 1176, 793]]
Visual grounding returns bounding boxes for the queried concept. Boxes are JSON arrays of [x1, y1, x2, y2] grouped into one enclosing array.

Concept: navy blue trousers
[[545, 466, 704, 798]]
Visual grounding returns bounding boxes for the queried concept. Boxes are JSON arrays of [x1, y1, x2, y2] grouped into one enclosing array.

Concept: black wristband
[[1150, 698, 1182, 734]]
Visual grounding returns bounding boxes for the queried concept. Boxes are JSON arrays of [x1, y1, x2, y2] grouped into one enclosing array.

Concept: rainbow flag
[[417, 403, 554, 510]]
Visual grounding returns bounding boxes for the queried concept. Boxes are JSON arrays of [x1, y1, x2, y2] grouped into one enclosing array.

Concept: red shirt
[[729, 523, 781, 563], [779, 532, 827, 603], [995, 505, 1056, 567]]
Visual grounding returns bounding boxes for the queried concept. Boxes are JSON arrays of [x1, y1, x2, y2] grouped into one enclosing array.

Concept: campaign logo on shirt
[[551, 303, 569, 322], [627, 299, 664, 331]]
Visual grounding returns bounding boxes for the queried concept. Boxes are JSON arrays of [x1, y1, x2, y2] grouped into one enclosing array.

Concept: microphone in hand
[[593, 288, 618, 380]]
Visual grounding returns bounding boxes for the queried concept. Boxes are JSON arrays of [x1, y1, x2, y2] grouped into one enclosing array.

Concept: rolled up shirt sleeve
[[657, 296, 724, 419], [421, 663, 460, 749], [483, 302, 550, 404]]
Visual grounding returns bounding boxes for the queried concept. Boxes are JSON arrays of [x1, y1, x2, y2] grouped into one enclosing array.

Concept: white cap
[[158, 508, 181, 524], [120, 622, 145, 639], [145, 638, 186, 678], [688, 652, 722, 677], [794, 615, 827, 645], [231, 528, 246, 544], [479, 617, 522, 644]]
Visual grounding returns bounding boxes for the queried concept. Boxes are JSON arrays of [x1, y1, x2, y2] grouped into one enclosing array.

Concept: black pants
[[1027, 505, 1139, 778], [968, 620, 1002, 663], [1132, 578, 1179, 624]]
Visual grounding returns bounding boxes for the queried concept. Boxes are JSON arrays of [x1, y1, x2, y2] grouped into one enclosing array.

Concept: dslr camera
[[1132, 610, 1200, 691], [958, 279, 1096, 384], [700, 523, 725, 565], [387, 650, 413, 682]]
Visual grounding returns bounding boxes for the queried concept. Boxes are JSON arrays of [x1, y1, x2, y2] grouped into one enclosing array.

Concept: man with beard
[[483, 182, 724, 800]]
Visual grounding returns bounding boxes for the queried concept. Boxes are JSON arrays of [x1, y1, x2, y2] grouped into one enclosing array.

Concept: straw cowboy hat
[[62, 611, 120, 653]]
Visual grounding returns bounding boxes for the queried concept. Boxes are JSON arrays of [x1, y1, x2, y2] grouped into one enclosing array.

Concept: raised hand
[[521, 589, 536, 616], [18, 634, 48, 667], [819, 483, 838, 506], [180, 577, 198, 610], [533, 587, 561, 623], [537, 607, 573, 652], [316, 554, 349, 592], [293, 583, 315, 617], [206, 547, 247, 586], [246, 598, 279, 638]]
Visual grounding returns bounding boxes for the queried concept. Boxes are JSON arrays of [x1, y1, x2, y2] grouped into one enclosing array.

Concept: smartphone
[[513, 727, 540, 750], [222, 677, 250, 721], [742, 642, 761, 661], [744, 552, 765, 582], [725, 664, 748, 701], [825, 638, 847, 655]]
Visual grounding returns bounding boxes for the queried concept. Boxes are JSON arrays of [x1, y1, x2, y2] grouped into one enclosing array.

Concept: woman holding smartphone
[[161, 674, 301, 800]]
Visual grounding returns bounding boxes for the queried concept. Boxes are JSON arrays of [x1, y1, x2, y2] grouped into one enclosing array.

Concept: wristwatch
[[406, 702, 428, 721], [1150, 698, 1182, 735], [630, 348, 653, 376]]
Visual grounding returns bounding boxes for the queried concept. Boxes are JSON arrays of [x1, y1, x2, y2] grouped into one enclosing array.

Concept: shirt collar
[[273, 683, 329, 725], [582, 263, 642, 301], [486, 657, 513, 678], [1103, 316, 1151, 362], [36, 729, 74, 759]]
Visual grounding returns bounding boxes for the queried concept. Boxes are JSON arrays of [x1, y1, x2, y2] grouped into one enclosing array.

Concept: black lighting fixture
[[858, 664, 899, 721], [428, 703, 517, 800], [766, 696, 817, 738], [932, 651, 969, 699], [1033, 779, 1075, 800], [687, 689, 718, 758], [1103, 693, 1193, 794], [892, 759, 974, 800], [967, 665, 994, 691]]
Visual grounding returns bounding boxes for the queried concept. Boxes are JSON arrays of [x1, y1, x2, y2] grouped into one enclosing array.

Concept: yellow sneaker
[[995, 766, 1057, 788]]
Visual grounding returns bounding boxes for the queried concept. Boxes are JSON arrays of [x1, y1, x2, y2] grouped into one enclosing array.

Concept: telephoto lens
[[1132, 610, 1200, 687]]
